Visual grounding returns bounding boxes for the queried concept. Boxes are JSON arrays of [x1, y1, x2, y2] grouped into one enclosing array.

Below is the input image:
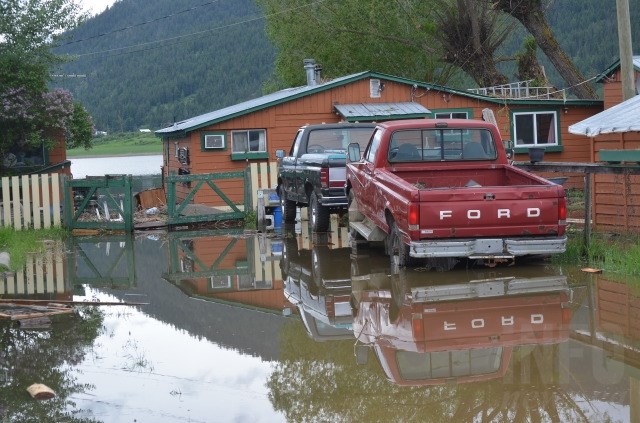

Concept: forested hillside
[[52, 0, 639, 133], [53, 0, 276, 133]]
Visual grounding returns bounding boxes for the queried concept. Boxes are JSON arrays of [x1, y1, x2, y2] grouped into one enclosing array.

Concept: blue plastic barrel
[[273, 206, 282, 228]]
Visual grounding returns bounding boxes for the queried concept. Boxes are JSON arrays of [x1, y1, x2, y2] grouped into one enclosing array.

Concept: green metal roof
[[595, 55, 640, 83], [334, 102, 430, 121], [156, 71, 602, 139]]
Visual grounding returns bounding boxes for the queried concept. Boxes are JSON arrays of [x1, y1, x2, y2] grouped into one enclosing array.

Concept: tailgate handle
[[484, 193, 495, 200]]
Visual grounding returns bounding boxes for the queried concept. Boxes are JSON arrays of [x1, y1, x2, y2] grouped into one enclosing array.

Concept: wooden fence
[[0, 173, 62, 229], [0, 241, 66, 295]]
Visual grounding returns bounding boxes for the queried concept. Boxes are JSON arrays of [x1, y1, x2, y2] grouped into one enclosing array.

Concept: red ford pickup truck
[[346, 119, 567, 267]]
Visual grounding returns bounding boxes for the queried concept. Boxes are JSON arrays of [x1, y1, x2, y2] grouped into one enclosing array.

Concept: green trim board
[[599, 149, 640, 163]]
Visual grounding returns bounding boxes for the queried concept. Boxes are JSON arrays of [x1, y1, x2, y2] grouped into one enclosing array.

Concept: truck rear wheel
[[282, 194, 297, 223], [388, 222, 414, 270], [310, 192, 330, 232]]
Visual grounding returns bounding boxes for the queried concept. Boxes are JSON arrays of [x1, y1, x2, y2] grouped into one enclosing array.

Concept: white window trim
[[513, 111, 559, 148]]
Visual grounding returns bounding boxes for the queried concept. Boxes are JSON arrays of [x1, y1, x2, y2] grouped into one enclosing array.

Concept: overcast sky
[[81, 0, 117, 15]]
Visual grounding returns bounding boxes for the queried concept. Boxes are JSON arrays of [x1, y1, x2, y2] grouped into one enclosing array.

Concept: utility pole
[[616, 0, 635, 101]]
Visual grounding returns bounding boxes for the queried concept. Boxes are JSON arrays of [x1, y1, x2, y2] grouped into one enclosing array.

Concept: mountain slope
[[53, 0, 276, 132]]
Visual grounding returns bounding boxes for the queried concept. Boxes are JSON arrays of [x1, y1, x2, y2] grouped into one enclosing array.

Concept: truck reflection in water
[[352, 266, 572, 386], [281, 229, 354, 341]]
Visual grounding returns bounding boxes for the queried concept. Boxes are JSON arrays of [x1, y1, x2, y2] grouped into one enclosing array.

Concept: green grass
[[0, 227, 68, 271], [554, 232, 640, 277], [67, 132, 162, 157]]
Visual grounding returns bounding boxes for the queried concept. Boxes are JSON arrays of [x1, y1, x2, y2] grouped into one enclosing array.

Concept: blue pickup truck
[[275, 122, 375, 231]]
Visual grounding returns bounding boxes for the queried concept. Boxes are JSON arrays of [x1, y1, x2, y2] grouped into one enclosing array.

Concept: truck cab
[[276, 123, 375, 231]]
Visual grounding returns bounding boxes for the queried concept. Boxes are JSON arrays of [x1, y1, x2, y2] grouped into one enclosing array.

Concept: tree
[[489, 0, 599, 99], [0, 0, 93, 175]]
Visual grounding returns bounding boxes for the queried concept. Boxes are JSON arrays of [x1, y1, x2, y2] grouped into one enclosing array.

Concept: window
[[387, 128, 497, 162], [232, 129, 266, 153], [365, 130, 382, 163], [434, 111, 469, 119], [201, 132, 226, 151], [513, 111, 558, 147]]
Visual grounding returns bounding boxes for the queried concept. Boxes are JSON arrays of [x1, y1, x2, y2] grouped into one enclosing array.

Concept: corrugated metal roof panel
[[568, 94, 640, 136], [335, 102, 430, 121], [156, 72, 368, 135]]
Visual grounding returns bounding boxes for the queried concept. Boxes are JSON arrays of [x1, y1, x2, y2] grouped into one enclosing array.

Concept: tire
[[310, 192, 330, 232], [388, 221, 414, 271], [282, 192, 297, 223]]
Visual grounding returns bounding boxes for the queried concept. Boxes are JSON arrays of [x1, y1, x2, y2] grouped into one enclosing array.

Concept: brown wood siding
[[162, 76, 602, 210], [596, 277, 640, 339]]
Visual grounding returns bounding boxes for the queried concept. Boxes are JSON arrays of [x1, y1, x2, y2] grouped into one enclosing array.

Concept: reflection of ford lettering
[[346, 119, 567, 267], [276, 122, 376, 232], [353, 271, 572, 386]]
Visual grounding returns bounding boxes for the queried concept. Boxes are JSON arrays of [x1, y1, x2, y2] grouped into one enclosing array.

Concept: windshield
[[388, 128, 497, 162], [306, 127, 374, 154]]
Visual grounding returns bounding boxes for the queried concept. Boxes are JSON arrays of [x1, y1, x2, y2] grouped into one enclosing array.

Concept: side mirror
[[275, 149, 285, 159], [347, 143, 361, 162], [502, 139, 514, 159]]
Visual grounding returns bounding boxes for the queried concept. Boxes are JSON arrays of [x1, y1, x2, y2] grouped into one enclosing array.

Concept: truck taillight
[[408, 204, 419, 230], [558, 197, 567, 221], [411, 313, 423, 340], [320, 167, 329, 188]]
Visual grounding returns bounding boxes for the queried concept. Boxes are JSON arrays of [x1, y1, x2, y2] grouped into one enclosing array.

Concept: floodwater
[[1, 221, 639, 422], [70, 155, 163, 179]]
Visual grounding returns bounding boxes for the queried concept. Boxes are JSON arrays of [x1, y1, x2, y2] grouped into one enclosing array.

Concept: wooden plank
[[45, 248, 55, 293], [250, 163, 259, 208], [25, 255, 35, 294], [35, 254, 44, 294], [32, 174, 42, 229], [269, 162, 278, 187], [598, 279, 629, 293], [51, 174, 61, 226], [11, 176, 21, 230], [42, 175, 51, 228], [21, 175, 31, 228], [6, 274, 15, 295], [55, 248, 64, 293], [15, 269, 25, 294], [1, 177, 10, 226], [259, 162, 269, 191]]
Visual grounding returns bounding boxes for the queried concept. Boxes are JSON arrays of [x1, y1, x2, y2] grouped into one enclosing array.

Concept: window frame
[[230, 128, 269, 160], [511, 110, 562, 152]]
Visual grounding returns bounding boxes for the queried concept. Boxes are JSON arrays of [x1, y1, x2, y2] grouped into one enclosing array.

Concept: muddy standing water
[[0, 219, 638, 422]]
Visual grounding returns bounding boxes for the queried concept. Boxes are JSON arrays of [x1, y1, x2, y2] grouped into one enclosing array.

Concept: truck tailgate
[[418, 185, 564, 238]]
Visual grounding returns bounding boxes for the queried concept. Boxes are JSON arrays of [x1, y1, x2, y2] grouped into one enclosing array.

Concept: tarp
[[568, 94, 640, 137]]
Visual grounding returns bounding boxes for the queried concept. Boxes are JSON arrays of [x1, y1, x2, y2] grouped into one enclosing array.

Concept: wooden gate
[[165, 170, 248, 226], [63, 175, 133, 232]]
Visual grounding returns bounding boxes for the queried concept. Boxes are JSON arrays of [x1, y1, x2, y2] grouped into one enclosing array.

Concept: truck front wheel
[[310, 192, 330, 232]]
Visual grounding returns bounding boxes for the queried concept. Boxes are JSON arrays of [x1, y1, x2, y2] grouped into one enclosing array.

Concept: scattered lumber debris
[[0, 299, 149, 325], [0, 303, 74, 323], [27, 383, 56, 400]]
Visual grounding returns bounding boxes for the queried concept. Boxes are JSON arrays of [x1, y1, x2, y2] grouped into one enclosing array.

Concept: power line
[[69, 1, 325, 60], [62, 0, 223, 46]]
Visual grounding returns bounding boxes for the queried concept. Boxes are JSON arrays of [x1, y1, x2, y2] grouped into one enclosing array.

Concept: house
[[569, 56, 640, 233], [155, 60, 602, 207]]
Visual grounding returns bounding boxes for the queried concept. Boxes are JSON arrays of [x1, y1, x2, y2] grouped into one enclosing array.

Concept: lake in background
[[70, 154, 163, 179]]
